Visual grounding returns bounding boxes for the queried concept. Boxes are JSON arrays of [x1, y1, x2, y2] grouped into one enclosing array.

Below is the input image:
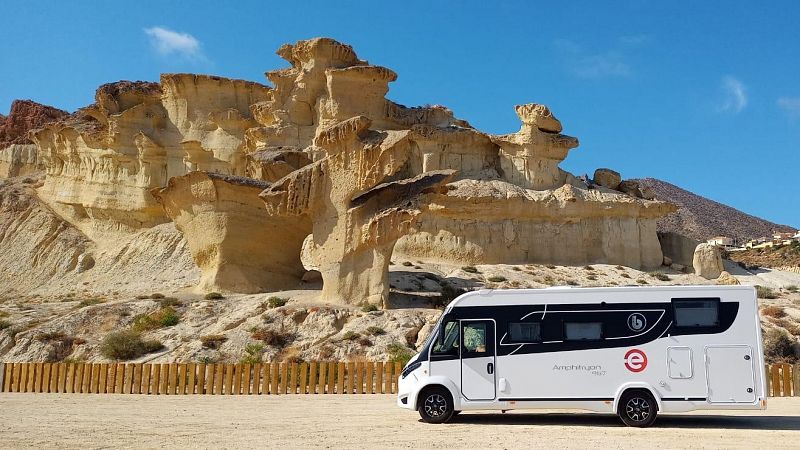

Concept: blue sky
[[2, 1, 798, 228]]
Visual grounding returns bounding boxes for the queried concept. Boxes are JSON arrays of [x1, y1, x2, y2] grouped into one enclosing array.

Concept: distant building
[[707, 236, 734, 247]]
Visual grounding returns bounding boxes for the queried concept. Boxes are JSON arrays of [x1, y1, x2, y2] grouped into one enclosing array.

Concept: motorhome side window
[[432, 321, 459, 355], [673, 298, 720, 327], [564, 321, 603, 341], [508, 322, 541, 343]]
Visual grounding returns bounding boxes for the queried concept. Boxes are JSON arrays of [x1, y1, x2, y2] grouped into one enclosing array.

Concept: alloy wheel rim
[[424, 394, 447, 417], [625, 397, 650, 422]]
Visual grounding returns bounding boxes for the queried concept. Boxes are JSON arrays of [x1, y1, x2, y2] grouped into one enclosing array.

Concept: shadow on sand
[[445, 412, 800, 431]]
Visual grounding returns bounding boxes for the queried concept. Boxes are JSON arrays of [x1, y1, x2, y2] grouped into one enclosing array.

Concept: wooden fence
[[1, 362, 798, 397], [0, 361, 402, 395]]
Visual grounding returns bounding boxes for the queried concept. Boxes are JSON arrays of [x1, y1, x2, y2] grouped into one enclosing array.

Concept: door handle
[[487, 362, 494, 374]]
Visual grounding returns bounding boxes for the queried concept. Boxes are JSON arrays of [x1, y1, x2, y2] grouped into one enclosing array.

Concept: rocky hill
[[636, 178, 795, 242]]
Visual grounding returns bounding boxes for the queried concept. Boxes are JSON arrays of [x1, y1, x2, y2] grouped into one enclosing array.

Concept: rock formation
[[4, 36, 679, 304], [260, 116, 454, 306], [693, 243, 724, 279], [0, 100, 68, 177], [151, 171, 310, 293], [31, 77, 270, 237]]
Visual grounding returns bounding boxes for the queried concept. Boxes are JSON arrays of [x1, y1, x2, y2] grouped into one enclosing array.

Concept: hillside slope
[[636, 178, 795, 242]]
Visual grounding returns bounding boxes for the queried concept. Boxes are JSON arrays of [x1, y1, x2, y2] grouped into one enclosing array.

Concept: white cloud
[[777, 97, 800, 115], [719, 76, 747, 113], [555, 39, 631, 79], [144, 26, 204, 60]]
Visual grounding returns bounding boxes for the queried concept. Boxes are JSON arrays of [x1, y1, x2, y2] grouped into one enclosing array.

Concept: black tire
[[618, 390, 658, 427], [417, 387, 455, 424]]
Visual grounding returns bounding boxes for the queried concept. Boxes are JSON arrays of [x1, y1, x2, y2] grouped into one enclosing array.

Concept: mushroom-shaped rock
[[514, 103, 563, 133], [593, 168, 621, 190], [490, 104, 579, 190], [693, 243, 724, 279], [260, 116, 455, 307], [152, 171, 311, 293]]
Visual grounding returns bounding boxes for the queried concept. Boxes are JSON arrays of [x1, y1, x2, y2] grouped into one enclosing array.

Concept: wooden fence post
[[318, 362, 327, 394], [270, 362, 279, 395], [384, 362, 392, 394], [289, 362, 298, 394], [281, 363, 289, 395], [394, 362, 401, 394], [794, 364, 800, 397], [337, 363, 345, 394], [261, 363, 270, 395], [308, 362, 318, 394], [299, 363, 308, 395]]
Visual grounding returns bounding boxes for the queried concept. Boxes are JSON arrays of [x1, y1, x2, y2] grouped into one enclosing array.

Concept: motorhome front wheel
[[418, 387, 455, 423]]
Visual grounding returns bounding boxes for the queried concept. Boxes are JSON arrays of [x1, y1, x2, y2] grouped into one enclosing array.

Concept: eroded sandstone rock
[[260, 116, 454, 306], [152, 171, 310, 293], [0, 100, 68, 177], [594, 168, 621, 190], [693, 243, 724, 279]]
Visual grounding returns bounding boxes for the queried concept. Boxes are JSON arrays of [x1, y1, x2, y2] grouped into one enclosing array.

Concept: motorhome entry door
[[460, 320, 496, 401]]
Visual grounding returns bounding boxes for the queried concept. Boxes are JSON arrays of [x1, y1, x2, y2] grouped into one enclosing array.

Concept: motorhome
[[397, 285, 766, 427]]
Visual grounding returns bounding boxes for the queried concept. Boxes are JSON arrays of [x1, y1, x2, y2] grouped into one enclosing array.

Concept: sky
[[1, 1, 798, 228]]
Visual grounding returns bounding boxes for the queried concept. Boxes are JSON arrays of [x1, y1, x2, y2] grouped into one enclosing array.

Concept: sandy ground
[[0, 394, 798, 449]]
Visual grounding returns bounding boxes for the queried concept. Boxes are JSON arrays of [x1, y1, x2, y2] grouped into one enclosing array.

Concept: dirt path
[[1, 394, 798, 449]]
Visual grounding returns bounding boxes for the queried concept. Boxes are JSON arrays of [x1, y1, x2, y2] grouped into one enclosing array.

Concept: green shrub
[[361, 304, 378, 313], [77, 298, 104, 308], [267, 296, 288, 308], [366, 326, 386, 336], [240, 343, 264, 364], [0, 319, 12, 330], [158, 297, 182, 308], [204, 292, 224, 300], [566, 279, 579, 286], [621, 273, 631, 279], [461, 266, 479, 274], [153, 307, 180, 327], [131, 314, 159, 332], [131, 307, 180, 332], [99, 330, 163, 360], [343, 331, 360, 341], [756, 285, 779, 299], [200, 334, 228, 349], [546, 264, 556, 269], [387, 342, 415, 366], [487, 276, 507, 283], [636, 279, 649, 285], [648, 272, 670, 281], [150, 293, 165, 299], [583, 265, 594, 271], [786, 285, 798, 293]]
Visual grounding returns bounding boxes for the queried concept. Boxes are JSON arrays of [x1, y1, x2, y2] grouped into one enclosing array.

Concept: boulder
[[640, 186, 656, 200], [693, 243, 724, 279], [663, 255, 673, 267], [618, 180, 643, 198], [593, 168, 621, 190], [716, 271, 740, 285]]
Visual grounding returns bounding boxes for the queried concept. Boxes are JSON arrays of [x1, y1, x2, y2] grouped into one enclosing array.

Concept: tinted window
[[508, 322, 541, 343], [432, 321, 459, 355], [564, 322, 603, 341], [463, 322, 487, 353], [673, 298, 719, 327]]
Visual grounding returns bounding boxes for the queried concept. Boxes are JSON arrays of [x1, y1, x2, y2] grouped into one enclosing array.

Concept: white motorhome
[[397, 285, 766, 427]]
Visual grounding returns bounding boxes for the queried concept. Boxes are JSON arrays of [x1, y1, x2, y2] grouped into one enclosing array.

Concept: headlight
[[401, 361, 422, 379]]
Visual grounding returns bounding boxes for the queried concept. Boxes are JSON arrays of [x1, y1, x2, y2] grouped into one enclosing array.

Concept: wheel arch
[[613, 383, 662, 413], [414, 377, 461, 410]]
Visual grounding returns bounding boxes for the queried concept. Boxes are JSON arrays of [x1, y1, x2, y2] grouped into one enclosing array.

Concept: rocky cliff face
[[2, 37, 676, 305], [0, 100, 68, 177]]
